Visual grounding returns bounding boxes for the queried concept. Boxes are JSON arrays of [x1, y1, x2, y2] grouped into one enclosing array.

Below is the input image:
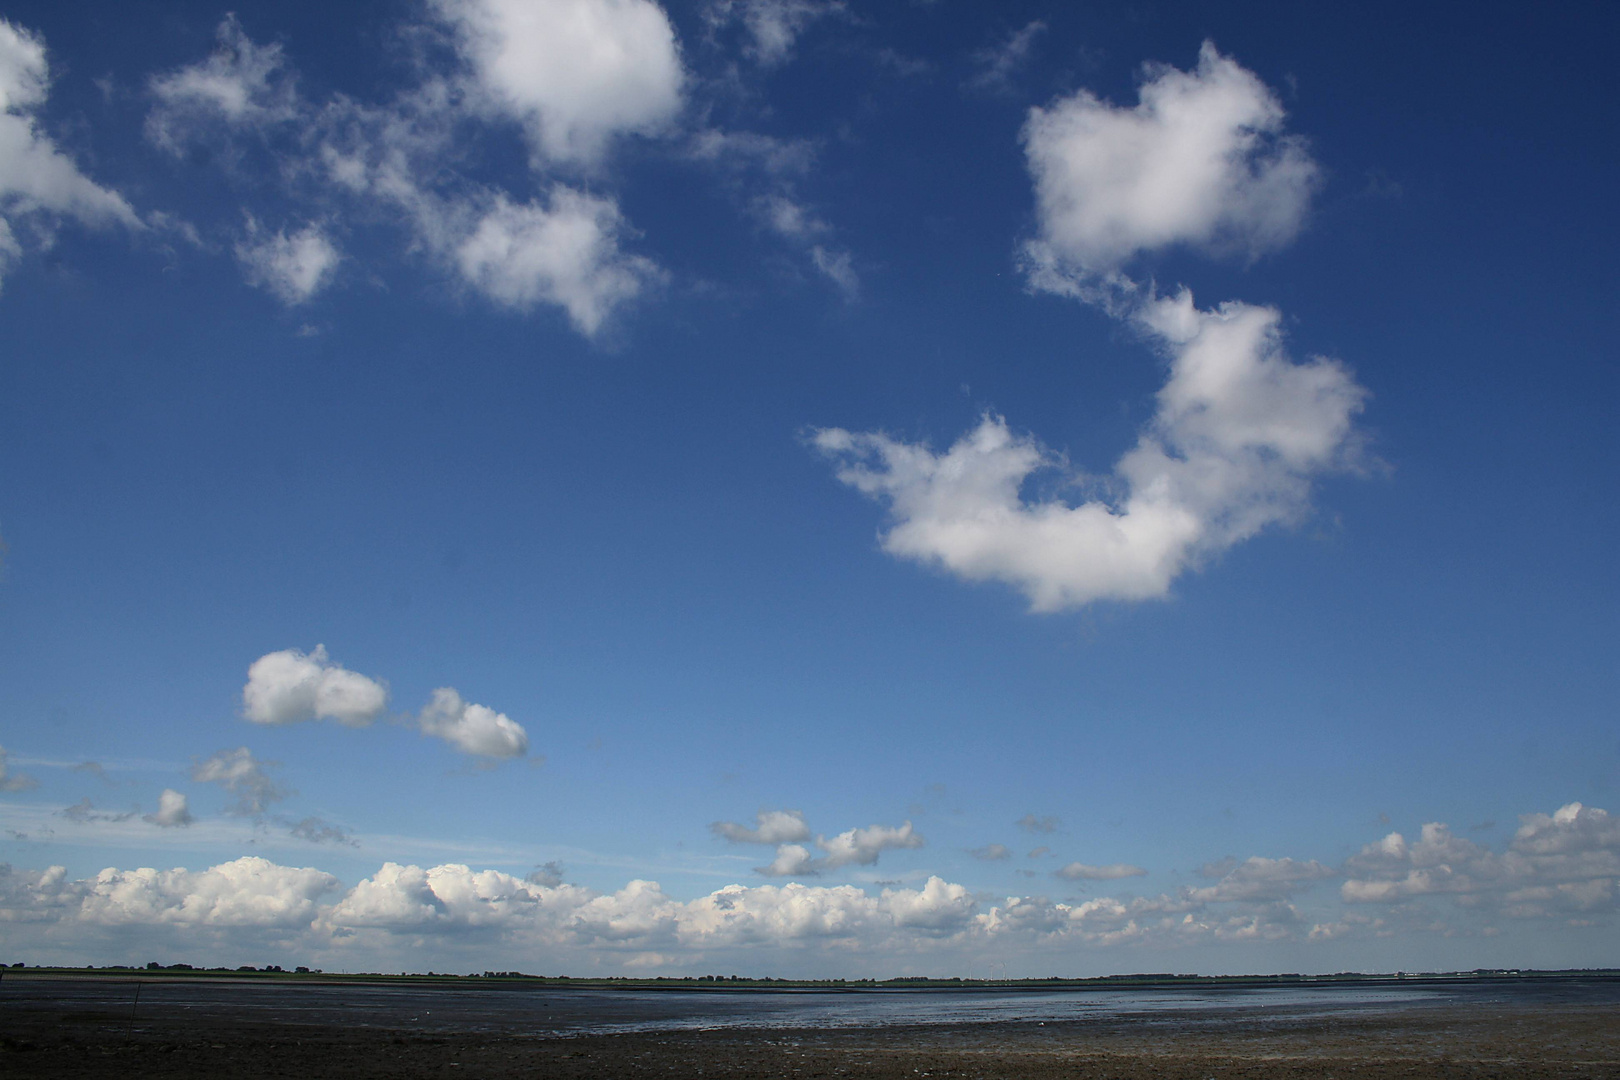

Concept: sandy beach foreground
[[4, 978, 1619, 1079]]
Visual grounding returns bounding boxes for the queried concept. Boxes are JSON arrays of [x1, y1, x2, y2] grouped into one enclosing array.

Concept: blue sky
[[0, 0, 1616, 977]]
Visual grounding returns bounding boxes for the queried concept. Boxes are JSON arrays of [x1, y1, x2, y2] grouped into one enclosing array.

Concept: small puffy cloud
[[744, 188, 855, 302], [1021, 41, 1318, 280], [242, 645, 389, 727], [744, 819, 925, 877], [756, 193, 823, 240], [1016, 814, 1060, 834], [1055, 862, 1147, 882], [235, 221, 340, 305], [817, 821, 924, 869], [706, 0, 839, 67], [145, 15, 667, 339], [432, 0, 685, 165], [968, 843, 1012, 861], [290, 816, 357, 846], [815, 290, 1366, 611], [191, 748, 286, 816], [0, 18, 139, 291], [417, 687, 528, 759], [146, 14, 299, 151], [712, 809, 812, 845], [809, 244, 858, 301], [455, 189, 661, 335], [0, 745, 38, 792], [144, 789, 193, 828], [758, 843, 817, 877], [968, 20, 1045, 94]]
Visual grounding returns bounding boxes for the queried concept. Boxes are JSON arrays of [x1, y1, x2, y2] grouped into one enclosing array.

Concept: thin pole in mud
[[127, 980, 142, 1038]]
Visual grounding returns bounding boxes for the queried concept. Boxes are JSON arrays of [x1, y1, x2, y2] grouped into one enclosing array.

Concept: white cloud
[[706, 0, 839, 67], [146, 14, 299, 151], [1341, 803, 1620, 920], [815, 290, 1366, 611], [725, 816, 925, 877], [143, 16, 665, 337], [690, 131, 856, 303], [757, 822, 926, 877], [417, 687, 529, 759], [745, 189, 856, 301], [756, 192, 823, 239], [1021, 41, 1318, 280], [289, 816, 356, 846], [191, 748, 287, 816], [968, 20, 1045, 94], [4, 804, 1614, 967], [0, 18, 139, 291], [432, 0, 685, 165], [235, 221, 340, 304], [1055, 862, 1147, 881], [0, 744, 38, 792], [76, 857, 338, 928], [317, 96, 659, 336], [882, 876, 978, 931], [329, 862, 924, 950], [683, 878, 872, 942], [712, 809, 812, 845], [809, 244, 858, 301], [242, 645, 389, 727], [1183, 856, 1333, 902], [144, 789, 193, 828], [818, 821, 924, 869], [455, 189, 661, 334], [969, 843, 1012, 861], [758, 843, 817, 877]]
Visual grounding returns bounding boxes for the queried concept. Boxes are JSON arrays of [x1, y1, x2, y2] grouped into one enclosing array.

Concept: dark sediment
[[3, 978, 1618, 1078]]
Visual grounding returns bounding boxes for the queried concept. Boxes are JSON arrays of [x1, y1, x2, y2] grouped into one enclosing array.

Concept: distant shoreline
[[5, 965, 1618, 991]]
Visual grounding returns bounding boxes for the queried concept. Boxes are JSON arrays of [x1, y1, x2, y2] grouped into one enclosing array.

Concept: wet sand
[[4, 978, 1618, 1078]]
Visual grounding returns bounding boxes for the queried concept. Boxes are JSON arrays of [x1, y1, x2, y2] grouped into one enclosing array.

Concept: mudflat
[[4, 978, 1618, 1078]]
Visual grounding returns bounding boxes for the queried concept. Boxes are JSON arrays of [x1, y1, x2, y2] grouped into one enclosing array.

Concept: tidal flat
[[4, 974, 1618, 1078]]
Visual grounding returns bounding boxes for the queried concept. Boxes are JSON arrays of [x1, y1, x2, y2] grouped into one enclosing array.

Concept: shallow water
[[7, 975, 1618, 1038]]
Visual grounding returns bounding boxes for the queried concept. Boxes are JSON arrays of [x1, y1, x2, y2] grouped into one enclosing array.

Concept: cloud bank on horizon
[[3, 800, 1614, 973]]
